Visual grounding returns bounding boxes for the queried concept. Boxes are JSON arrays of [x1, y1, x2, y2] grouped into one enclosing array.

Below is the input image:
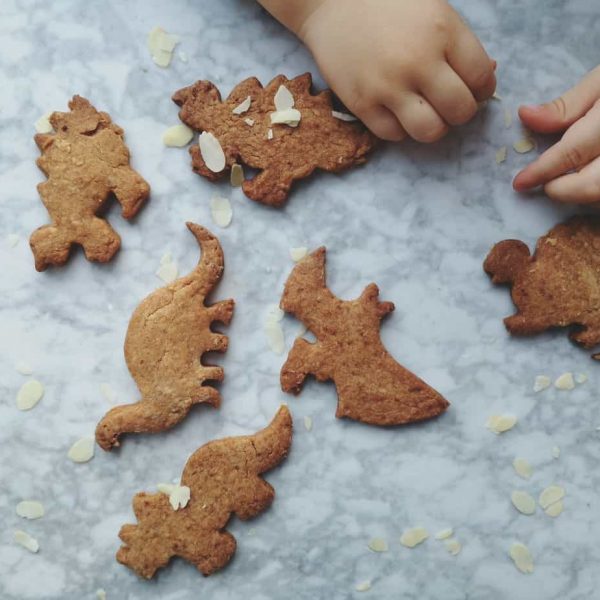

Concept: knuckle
[[415, 121, 448, 143], [560, 144, 585, 171], [449, 99, 478, 125]]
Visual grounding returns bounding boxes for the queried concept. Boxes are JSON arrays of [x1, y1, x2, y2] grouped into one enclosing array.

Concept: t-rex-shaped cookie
[[117, 405, 292, 579], [172, 73, 376, 207], [31, 95, 150, 271], [280, 248, 449, 425], [95, 223, 234, 450], [484, 215, 600, 354]]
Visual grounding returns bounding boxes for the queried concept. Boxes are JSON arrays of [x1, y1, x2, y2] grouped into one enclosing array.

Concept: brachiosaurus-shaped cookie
[[117, 405, 292, 579], [484, 215, 600, 354], [280, 248, 449, 425], [172, 73, 376, 207], [31, 96, 149, 271], [95, 223, 234, 450]]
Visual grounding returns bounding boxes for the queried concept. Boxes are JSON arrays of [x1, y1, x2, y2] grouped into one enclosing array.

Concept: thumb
[[518, 64, 600, 133]]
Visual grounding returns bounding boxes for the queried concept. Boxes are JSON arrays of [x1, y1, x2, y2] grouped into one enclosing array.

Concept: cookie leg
[[77, 217, 121, 263], [187, 530, 237, 576], [504, 313, 550, 335], [242, 169, 296, 207], [570, 322, 600, 348], [112, 167, 150, 219], [234, 479, 275, 520], [29, 224, 74, 271], [280, 338, 329, 394], [208, 299, 235, 325]]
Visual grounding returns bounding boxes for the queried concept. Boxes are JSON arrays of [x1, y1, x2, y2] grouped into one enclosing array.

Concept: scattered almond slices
[[16, 500, 45, 520], [169, 485, 191, 510], [332, 110, 357, 122], [504, 108, 513, 128], [67, 437, 95, 463], [486, 414, 517, 434], [290, 247, 308, 262], [400, 527, 429, 548], [444, 539, 462, 556], [199, 131, 226, 172], [34, 112, 53, 134], [575, 372, 587, 384], [232, 96, 252, 115], [303, 416, 313, 431], [544, 500, 564, 517], [16, 380, 44, 411], [210, 196, 233, 228], [533, 375, 551, 392], [264, 304, 285, 355], [162, 124, 194, 147], [244, 117, 255, 127], [267, 128, 274, 140], [147, 27, 179, 68], [495, 146, 507, 164], [15, 361, 33, 375], [355, 581, 372, 592], [554, 372, 575, 390], [511, 490, 536, 515], [7, 233, 20, 247], [270, 108, 301, 127], [367, 537, 388, 552], [155, 253, 178, 283], [492, 92, 502, 101], [100, 383, 117, 404], [96, 589, 107, 600], [434, 527, 453, 540], [509, 542, 534, 574], [274, 85, 295, 111], [178, 51, 188, 63], [539, 485, 565, 510], [230, 163, 244, 187], [551, 445, 560, 459], [14, 529, 39, 553], [513, 137, 535, 154], [512, 457, 533, 480]]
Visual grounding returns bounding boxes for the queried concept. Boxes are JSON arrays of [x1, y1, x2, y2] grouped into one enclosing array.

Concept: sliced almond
[[332, 110, 357, 122], [512, 457, 532, 480], [199, 131, 226, 172], [168, 485, 191, 510], [495, 146, 507, 164], [14, 530, 39, 553], [434, 528, 453, 540], [274, 85, 294, 111], [156, 259, 178, 283], [400, 527, 429, 548], [147, 27, 179, 67], [504, 108, 513, 128], [486, 414, 517, 434], [265, 320, 285, 355], [539, 485, 565, 509], [270, 108, 301, 127], [67, 437, 95, 463], [513, 138, 535, 154], [7, 233, 19, 247], [290, 247, 308, 262], [444, 539, 462, 555], [533, 375, 551, 392], [232, 96, 252, 115], [15, 361, 33, 375], [511, 490, 536, 515], [230, 164, 244, 187], [575, 372, 587, 384], [551, 445, 560, 459], [16, 501, 45, 520], [157, 483, 177, 495], [34, 112, 53, 134], [509, 542, 534, 574], [367, 537, 388, 552], [210, 196, 233, 228], [355, 581, 371, 592], [267, 128, 273, 140], [16, 380, 44, 411], [100, 383, 117, 404], [544, 500, 563, 517], [303, 416, 313, 431], [162, 124, 194, 147], [554, 372, 575, 390], [243, 117, 255, 127]]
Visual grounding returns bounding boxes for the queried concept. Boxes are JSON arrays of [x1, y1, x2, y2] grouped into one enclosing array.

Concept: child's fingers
[[419, 64, 478, 126], [359, 104, 407, 141], [544, 155, 600, 203], [388, 92, 448, 143], [446, 22, 496, 101], [513, 100, 600, 191], [518, 65, 600, 134]]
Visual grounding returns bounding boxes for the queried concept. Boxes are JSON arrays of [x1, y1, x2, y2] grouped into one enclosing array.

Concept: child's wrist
[[258, 0, 326, 39]]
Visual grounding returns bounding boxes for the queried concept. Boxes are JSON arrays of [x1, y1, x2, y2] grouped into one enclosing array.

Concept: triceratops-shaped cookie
[[117, 405, 292, 579], [280, 248, 449, 425], [31, 96, 149, 271], [484, 216, 600, 355], [172, 73, 376, 207], [95, 223, 234, 450]]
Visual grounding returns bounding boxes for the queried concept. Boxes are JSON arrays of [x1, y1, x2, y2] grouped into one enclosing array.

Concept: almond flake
[[445, 539, 462, 555], [157, 483, 177, 495], [232, 96, 252, 115], [511, 490, 536, 515], [270, 108, 301, 127], [160, 252, 172, 266], [504, 108, 513, 128], [210, 196, 233, 228], [168, 485, 191, 510], [267, 128, 273, 140], [400, 527, 429, 548], [512, 458, 532, 480], [492, 92, 502, 101], [96, 590, 106, 600], [100, 383, 116, 404], [355, 581, 372, 592], [509, 542, 534, 574], [7, 233, 19, 247], [332, 110, 357, 122], [486, 414, 517, 434], [16, 380, 44, 411], [575, 373, 587, 384], [539, 485, 565, 509], [495, 146, 507, 164], [513, 138, 535, 154], [147, 27, 179, 67], [544, 500, 563, 517], [303, 416, 313, 431], [15, 361, 33, 375], [367, 537, 388, 552], [266, 305, 284, 323], [265, 320, 285, 355], [244, 117, 255, 126], [435, 528, 453, 540], [199, 131, 226, 172], [67, 437, 95, 463], [178, 51, 188, 63], [156, 259, 178, 284], [16, 501, 45, 520], [554, 372, 575, 390], [551, 446, 560, 459], [162, 124, 194, 147], [533, 375, 551, 392], [274, 85, 294, 111], [290, 247, 308, 262], [14, 530, 39, 553], [230, 163, 244, 187], [35, 112, 53, 134]]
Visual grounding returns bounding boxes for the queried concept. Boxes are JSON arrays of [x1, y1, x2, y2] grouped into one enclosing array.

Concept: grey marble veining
[[1, 1, 600, 598]]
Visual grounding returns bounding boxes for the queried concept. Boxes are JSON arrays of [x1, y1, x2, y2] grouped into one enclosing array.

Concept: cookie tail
[[185, 222, 225, 295], [247, 405, 293, 474]]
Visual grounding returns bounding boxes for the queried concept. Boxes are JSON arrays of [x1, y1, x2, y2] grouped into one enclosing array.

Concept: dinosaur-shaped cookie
[[31, 96, 149, 271], [172, 73, 376, 207], [117, 405, 292, 579], [280, 248, 449, 425], [96, 223, 234, 450], [484, 216, 600, 354]]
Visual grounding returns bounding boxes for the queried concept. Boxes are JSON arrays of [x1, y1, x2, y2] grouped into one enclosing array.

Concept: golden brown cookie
[[95, 223, 234, 450], [484, 215, 600, 353], [280, 248, 449, 425], [172, 73, 376, 207], [31, 96, 149, 271], [117, 405, 292, 579]]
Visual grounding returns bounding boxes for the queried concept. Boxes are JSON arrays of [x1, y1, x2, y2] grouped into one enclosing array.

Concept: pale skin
[[257, 0, 496, 142]]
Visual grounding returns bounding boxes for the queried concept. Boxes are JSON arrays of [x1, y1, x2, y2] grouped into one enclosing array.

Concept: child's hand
[[513, 66, 600, 203], [259, 0, 496, 142]]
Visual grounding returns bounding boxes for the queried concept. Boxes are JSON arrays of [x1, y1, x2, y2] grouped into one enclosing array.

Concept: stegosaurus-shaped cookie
[[117, 405, 292, 579], [484, 215, 600, 355], [172, 73, 376, 207], [280, 248, 449, 425], [31, 96, 149, 271], [95, 223, 234, 450]]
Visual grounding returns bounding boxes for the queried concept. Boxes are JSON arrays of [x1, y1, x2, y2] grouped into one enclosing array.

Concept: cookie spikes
[[117, 405, 292, 579], [484, 215, 600, 355], [280, 248, 449, 425], [172, 73, 376, 207], [31, 96, 149, 271], [96, 223, 234, 450]]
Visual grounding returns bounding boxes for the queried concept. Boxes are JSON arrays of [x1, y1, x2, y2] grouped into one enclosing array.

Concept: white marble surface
[[2, 1, 600, 598]]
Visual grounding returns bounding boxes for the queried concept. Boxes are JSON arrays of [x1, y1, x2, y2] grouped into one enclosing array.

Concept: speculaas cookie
[[172, 73, 376, 207], [95, 223, 234, 450], [117, 405, 292, 579], [31, 96, 149, 271], [484, 215, 600, 354], [280, 248, 449, 425]]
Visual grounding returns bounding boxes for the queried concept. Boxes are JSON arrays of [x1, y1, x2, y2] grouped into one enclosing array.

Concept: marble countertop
[[2, 1, 600, 598]]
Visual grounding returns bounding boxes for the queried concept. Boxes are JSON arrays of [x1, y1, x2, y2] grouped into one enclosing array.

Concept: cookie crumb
[[232, 96, 252, 115], [509, 542, 534, 574], [544, 500, 564, 517], [34, 112, 53, 134], [7, 233, 20, 247], [289, 247, 308, 262], [551, 446, 560, 459], [147, 27, 179, 67], [14, 530, 39, 553], [554, 372, 575, 390], [533, 375, 551, 392], [367, 537, 388, 552], [162, 124, 194, 147], [434, 528, 453, 540], [355, 580, 371, 592], [199, 131, 226, 172], [16, 500, 44, 520], [495, 146, 507, 164], [16, 380, 44, 411], [512, 457, 532, 480], [267, 128, 273, 140], [332, 110, 357, 122], [539, 485, 565, 509], [243, 117, 255, 127], [67, 437, 95, 463], [210, 196, 233, 228], [511, 490, 536, 515], [400, 527, 429, 548], [513, 138, 535, 154], [230, 164, 244, 187], [444, 539, 462, 555], [486, 414, 517, 434], [303, 416, 313, 431], [15, 361, 33, 375]]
